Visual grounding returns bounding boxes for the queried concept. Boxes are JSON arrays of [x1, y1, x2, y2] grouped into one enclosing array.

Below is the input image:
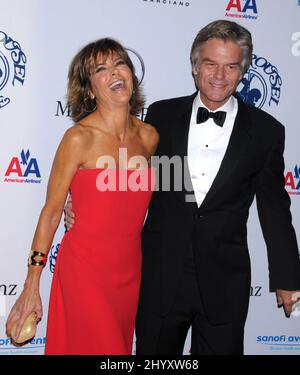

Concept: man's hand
[[276, 289, 300, 317], [64, 195, 74, 230]]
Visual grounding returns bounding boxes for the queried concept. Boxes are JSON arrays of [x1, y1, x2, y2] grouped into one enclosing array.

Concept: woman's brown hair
[[67, 38, 144, 122]]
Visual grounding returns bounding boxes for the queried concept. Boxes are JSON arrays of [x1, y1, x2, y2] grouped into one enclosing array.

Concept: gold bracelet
[[28, 250, 47, 267]]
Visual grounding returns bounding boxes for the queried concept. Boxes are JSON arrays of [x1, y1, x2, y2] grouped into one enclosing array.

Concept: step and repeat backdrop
[[0, 0, 299, 355]]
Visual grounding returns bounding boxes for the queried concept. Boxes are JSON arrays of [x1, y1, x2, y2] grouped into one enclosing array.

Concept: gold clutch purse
[[11, 312, 37, 344]]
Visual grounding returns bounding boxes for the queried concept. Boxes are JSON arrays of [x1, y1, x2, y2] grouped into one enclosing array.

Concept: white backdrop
[[0, 0, 299, 355]]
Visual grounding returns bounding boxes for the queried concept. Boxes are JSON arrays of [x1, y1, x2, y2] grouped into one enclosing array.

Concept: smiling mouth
[[210, 79, 229, 88], [210, 82, 227, 89], [109, 80, 125, 90]]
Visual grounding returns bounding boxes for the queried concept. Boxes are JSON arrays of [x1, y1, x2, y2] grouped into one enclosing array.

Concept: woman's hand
[[64, 195, 75, 230], [6, 284, 42, 342]]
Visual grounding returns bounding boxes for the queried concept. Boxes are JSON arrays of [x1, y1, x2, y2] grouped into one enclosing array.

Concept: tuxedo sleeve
[[255, 126, 300, 291]]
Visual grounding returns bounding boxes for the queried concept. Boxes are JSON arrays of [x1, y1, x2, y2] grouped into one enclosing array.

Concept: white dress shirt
[[187, 93, 238, 207]]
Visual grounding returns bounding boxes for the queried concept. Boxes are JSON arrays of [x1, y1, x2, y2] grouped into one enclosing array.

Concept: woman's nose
[[111, 66, 118, 76]]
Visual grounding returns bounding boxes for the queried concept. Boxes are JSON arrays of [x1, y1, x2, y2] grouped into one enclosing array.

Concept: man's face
[[194, 38, 243, 110]]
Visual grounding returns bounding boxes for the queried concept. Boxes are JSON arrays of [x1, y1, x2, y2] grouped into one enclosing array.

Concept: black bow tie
[[196, 107, 226, 127]]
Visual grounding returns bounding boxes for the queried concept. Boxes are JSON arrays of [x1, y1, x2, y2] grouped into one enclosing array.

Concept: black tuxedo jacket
[[138, 92, 300, 325]]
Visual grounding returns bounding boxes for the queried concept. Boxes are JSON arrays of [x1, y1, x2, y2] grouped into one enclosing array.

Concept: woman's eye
[[94, 66, 105, 73]]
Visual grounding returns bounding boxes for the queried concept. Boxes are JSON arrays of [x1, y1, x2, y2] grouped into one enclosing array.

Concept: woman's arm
[[6, 126, 85, 341]]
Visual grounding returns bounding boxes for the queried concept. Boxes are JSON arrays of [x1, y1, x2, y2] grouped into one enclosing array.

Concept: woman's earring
[[84, 96, 97, 112]]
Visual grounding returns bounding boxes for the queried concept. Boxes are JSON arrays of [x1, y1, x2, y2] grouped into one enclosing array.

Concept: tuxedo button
[[194, 212, 204, 220]]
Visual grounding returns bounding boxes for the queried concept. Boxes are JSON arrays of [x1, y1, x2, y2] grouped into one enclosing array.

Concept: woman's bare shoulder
[[61, 123, 92, 147]]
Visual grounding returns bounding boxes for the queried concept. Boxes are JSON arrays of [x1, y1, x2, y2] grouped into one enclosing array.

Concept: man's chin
[[204, 95, 230, 109]]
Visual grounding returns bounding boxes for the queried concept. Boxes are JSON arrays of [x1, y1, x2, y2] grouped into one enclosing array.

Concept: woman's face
[[89, 51, 133, 109]]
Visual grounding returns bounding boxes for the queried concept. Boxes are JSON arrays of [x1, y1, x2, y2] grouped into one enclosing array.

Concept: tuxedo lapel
[[171, 96, 194, 161], [171, 93, 198, 210], [200, 98, 253, 210]]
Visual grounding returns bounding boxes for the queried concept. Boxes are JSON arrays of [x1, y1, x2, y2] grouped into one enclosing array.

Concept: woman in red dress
[[6, 38, 158, 354]]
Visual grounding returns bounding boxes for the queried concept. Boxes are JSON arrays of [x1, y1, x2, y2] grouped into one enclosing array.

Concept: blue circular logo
[[237, 54, 282, 109], [0, 51, 9, 91], [237, 69, 267, 108], [0, 30, 27, 109], [49, 243, 60, 273]]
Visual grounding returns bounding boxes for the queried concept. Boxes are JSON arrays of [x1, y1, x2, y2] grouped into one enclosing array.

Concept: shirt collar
[[192, 92, 236, 124]]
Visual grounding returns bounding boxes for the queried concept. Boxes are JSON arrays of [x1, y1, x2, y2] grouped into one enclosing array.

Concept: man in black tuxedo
[[135, 20, 300, 355]]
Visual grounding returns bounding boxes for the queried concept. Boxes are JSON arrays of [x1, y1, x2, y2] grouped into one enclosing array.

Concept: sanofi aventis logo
[[0, 336, 46, 355], [257, 334, 300, 352]]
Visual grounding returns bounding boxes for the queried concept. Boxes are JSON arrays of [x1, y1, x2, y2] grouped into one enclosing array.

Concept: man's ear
[[192, 66, 198, 76]]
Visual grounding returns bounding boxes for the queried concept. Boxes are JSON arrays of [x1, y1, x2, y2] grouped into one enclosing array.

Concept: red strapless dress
[[45, 168, 154, 354]]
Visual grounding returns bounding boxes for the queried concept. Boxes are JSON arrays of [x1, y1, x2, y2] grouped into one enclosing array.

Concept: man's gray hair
[[190, 19, 253, 76]]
